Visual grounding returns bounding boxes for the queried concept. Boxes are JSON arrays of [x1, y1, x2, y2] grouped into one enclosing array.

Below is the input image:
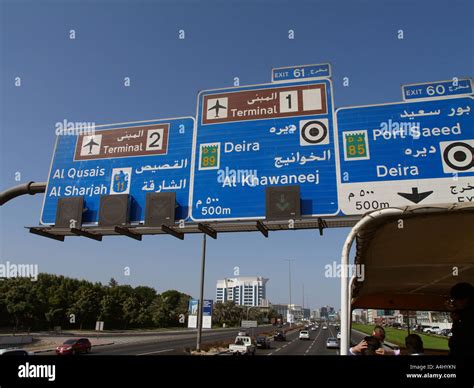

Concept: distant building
[[216, 276, 268, 307], [320, 306, 328, 319], [270, 304, 308, 322], [271, 304, 289, 321], [312, 309, 320, 320], [320, 306, 335, 320], [352, 309, 367, 323], [415, 311, 451, 325], [367, 309, 403, 324], [288, 304, 304, 321]]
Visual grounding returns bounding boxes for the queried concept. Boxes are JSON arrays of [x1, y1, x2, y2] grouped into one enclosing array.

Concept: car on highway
[[322, 325, 328, 330], [326, 337, 339, 349], [255, 336, 271, 349], [56, 338, 91, 355], [237, 331, 249, 336], [0, 348, 34, 356], [273, 331, 286, 341], [337, 331, 341, 339], [310, 326, 317, 331], [299, 330, 310, 340]]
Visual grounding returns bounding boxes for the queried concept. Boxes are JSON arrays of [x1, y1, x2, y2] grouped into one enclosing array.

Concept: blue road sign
[[402, 79, 473, 101], [336, 97, 474, 215], [190, 80, 339, 221], [272, 63, 331, 82], [41, 118, 194, 225], [203, 299, 213, 316], [188, 299, 212, 316]]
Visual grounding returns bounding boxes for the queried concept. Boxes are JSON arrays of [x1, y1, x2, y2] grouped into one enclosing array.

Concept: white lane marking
[[136, 348, 174, 355], [274, 348, 281, 352], [328, 326, 335, 337], [305, 327, 324, 355]]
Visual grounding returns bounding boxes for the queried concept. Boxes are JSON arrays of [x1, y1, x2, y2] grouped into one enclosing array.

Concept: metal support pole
[[196, 234, 207, 352], [302, 283, 304, 311], [0, 181, 46, 206], [284, 259, 293, 327], [340, 208, 403, 355]]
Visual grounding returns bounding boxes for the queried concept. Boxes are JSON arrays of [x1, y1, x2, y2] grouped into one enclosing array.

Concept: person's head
[[447, 282, 473, 311], [373, 325, 386, 342], [361, 335, 382, 355], [405, 334, 424, 355]]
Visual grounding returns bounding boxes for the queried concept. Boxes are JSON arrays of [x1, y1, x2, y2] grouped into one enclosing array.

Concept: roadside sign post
[[191, 80, 339, 222], [196, 234, 206, 352], [336, 97, 473, 215], [95, 321, 104, 339]]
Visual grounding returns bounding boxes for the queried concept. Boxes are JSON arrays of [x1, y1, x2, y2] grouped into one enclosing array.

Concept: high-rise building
[[216, 276, 268, 306], [320, 306, 329, 319]]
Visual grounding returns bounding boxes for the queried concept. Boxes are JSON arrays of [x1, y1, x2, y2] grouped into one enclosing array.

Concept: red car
[[56, 338, 91, 355]]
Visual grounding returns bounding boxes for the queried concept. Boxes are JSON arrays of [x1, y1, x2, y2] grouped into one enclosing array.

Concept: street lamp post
[[284, 259, 295, 327]]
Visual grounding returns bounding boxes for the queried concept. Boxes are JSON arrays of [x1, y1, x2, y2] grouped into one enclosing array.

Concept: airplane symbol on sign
[[208, 100, 227, 118], [83, 138, 100, 154]]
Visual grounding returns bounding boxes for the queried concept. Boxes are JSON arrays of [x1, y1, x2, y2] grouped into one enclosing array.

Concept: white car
[[322, 326, 328, 330], [423, 326, 440, 334], [326, 338, 339, 349], [0, 348, 34, 356], [337, 331, 341, 339], [299, 330, 310, 340]]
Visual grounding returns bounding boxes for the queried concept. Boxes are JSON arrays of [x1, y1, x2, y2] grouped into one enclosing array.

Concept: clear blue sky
[[1, 0, 472, 310]]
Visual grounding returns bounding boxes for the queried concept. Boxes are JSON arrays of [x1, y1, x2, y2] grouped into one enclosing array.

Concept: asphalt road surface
[[40, 325, 345, 356], [40, 326, 271, 356], [258, 325, 340, 356]]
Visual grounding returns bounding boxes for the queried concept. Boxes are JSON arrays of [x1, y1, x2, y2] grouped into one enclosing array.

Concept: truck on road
[[228, 336, 256, 355]]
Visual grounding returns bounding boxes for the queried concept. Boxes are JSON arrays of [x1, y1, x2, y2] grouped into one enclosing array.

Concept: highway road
[[257, 324, 340, 356], [39, 325, 344, 356], [39, 326, 272, 356]]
